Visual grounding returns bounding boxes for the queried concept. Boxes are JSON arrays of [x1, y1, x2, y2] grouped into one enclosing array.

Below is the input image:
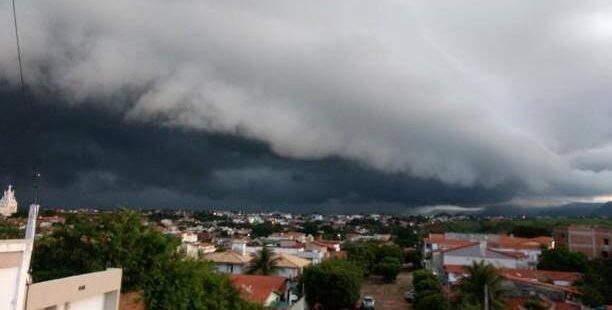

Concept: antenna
[[33, 172, 41, 204]]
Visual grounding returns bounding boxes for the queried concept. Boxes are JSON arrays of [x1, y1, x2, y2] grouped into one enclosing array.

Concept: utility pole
[[484, 284, 489, 310]]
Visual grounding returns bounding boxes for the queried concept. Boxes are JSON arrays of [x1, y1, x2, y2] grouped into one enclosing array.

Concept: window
[[602, 251, 609, 258], [604, 238, 609, 245]]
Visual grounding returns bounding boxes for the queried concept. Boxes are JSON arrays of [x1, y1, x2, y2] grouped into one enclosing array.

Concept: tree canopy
[[537, 247, 589, 273], [144, 259, 261, 310], [412, 269, 447, 310], [31, 210, 179, 291], [30, 209, 259, 310], [302, 259, 362, 309]]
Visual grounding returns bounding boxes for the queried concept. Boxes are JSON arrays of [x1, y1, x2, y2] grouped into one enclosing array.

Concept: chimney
[[479, 240, 487, 257]]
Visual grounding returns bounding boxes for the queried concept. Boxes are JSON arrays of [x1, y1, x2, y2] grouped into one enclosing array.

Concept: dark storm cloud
[[1, 0, 612, 208], [0, 88, 518, 209]]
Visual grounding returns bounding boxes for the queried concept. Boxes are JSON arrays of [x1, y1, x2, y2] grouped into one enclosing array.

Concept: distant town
[[2, 186, 612, 310]]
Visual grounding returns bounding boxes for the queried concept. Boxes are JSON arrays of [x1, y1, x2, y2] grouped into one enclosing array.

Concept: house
[[229, 275, 288, 307], [272, 253, 311, 280], [433, 241, 529, 278], [553, 225, 611, 258], [203, 251, 252, 274], [269, 232, 313, 243], [423, 233, 552, 270]]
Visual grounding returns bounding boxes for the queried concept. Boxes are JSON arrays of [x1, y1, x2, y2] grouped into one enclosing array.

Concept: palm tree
[[458, 261, 505, 310], [246, 245, 280, 275]]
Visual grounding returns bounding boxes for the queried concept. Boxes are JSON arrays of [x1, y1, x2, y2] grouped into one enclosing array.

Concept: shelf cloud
[[1, 0, 612, 208]]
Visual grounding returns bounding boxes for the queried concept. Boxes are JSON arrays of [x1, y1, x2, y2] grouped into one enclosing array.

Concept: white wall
[[443, 255, 517, 269], [69, 294, 106, 310], [276, 267, 298, 280], [0, 267, 19, 310], [215, 263, 244, 274]]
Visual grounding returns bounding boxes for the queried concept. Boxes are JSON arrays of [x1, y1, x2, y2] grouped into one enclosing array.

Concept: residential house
[[272, 253, 311, 280], [203, 251, 252, 274], [229, 275, 288, 307]]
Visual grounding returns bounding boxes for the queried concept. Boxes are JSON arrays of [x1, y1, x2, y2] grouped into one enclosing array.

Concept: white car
[[403, 290, 415, 302], [362, 296, 375, 309]]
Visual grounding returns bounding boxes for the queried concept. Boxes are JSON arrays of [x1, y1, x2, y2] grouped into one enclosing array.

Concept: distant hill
[[477, 202, 604, 217], [592, 201, 612, 217]]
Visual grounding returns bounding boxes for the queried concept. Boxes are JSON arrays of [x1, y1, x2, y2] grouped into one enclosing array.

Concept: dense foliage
[[345, 241, 403, 280], [0, 221, 21, 238], [412, 269, 447, 310], [250, 221, 282, 238], [393, 227, 419, 248], [31, 210, 259, 310], [577, 258, 612, 307], [144, 259, 261, 310], [537, 247, 589, 272], [32, 210, 179, 290], [374, 256, 402, 282], [302, 259, 362, 309]]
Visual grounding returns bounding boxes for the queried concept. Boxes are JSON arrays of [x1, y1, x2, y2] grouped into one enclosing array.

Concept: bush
[[303, 259, 362, 309]]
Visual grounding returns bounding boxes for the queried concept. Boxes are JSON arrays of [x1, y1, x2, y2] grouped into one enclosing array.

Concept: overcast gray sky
[[1, 0, 612, 209]]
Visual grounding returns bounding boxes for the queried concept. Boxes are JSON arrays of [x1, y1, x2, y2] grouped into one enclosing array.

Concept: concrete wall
[[26, 268, 122, 310], [443, 255, 518, 269]]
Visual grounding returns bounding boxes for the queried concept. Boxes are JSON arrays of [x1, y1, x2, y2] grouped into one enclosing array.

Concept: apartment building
[[553, 225, 611, 258]]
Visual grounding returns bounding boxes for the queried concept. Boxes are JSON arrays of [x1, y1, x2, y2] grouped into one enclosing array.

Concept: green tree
[[394, 227, 419, 248], [458, 261, 505, 310], [345, 241, 377, 275], [375, 256, 401, 283], [246, 245, 280, 275], [31, 210, 180, 291], [0, 222, 21, 239], [375, 244, 404, 264], [578, 258, 612, 307], [412, 270, 447, 310], [509, 225, 551, 238], [144, 259, 261, 310], [250, 221, 279, 238], [302, 259, 362, 309], [537, 247, 589, 272]]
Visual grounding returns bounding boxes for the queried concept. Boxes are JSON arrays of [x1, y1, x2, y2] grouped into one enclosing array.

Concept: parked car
[[362, 296, 375, 309], [403, 290, 414, 302]]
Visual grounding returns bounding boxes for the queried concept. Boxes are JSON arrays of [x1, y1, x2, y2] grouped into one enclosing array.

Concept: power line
[[11, 0, 26, 96], [10, 0, 43, 205]]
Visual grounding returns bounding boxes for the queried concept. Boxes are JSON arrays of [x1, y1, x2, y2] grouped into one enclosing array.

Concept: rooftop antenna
[[33, 172, 41, 205]]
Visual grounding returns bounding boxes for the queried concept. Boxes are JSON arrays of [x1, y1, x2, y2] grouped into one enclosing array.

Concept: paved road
[[360, 271, 413, 310]]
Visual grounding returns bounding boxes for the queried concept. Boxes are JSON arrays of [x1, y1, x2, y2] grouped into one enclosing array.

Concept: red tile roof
[[496, 235, 553, 250], [497, 268, 581, 283], [229, 274, 286, 305], [444, 265, 468, 274]]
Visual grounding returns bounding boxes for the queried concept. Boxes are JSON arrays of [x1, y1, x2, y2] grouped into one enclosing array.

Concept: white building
[[0, 185, 18, 217]]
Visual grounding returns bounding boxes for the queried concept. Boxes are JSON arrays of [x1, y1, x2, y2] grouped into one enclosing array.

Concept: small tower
[[0, 185, 18, 217]]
